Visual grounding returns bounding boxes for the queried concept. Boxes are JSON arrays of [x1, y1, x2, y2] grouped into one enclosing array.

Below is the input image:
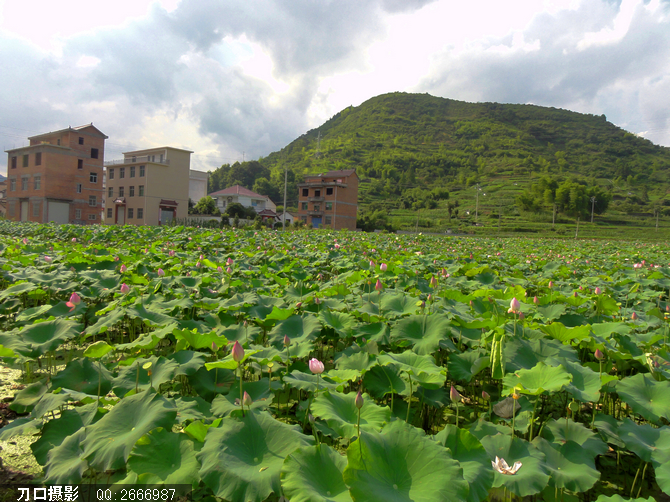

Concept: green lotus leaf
[[175, 396, 212, 423], [311, 391, 391, 438], [617, 418, 670, 463], [540, 419, 608, 459], [184, 418, 222, 443], [29, 391, 72, 420], [219, 323, 262, 343], [268, 314, 322, 345], [9, 380, 47, 413], [112, 356, 179, 396], [594, 495, 655, 502], [343, 420, 469, 502], [43, 428, 89, 485], [210, 378, 277, 416], [0, 417, 43, 441], [363, 365, 409, 398], [335, 351, 378, 373], [188, 366, 236, 401], [283, 370, 339, 393], [126, 304, 176, 327], [12, 319, 82, 358], [378, 351, 446, 389], [539, 322, 592, 343], [172, 327, 227, 350], [433, 425, 494, 502], [504, 338, 579, 372], [502, 362, 571, 396], [80, 389, 177, 472], [51, 357, 114, 396], [357, 322, 391, 344], [616, 373, 670, 423], [532, 437, 600, 492], [593, 414, 625, 448], [319, 309, 359, 338], [127, 428, 201, 485], [204, 349, 261, 370], [546, 357, 601, 403], [281, 444, 352, 502], [389, 314, 451, 355], [198, 410, 313, 502], [326, 369, 361, 384], [536, 304, 566, 321], [31, 402, 104, 465], [380, 294, 420, 318], [652, 446, 670, 496], [169, 350, 207, 376], [479, 434, 550, 497], [448, 350, 490, 383], [83, 340, 114, 359]]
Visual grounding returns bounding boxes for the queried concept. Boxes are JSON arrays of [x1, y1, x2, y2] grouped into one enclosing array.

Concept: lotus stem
[[636, 462, 649, 499], [239, 363, 244, 416], [97, 360, 102, 405], [406, 373, 413, 424], [630, 458, 645, 498]]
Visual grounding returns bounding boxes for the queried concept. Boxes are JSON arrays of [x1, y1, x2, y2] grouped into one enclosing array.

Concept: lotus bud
[[380, 263, 387, 272], [595, 349, 604, 360], [44, 256, 53, 263], [512, 388, 520, 400], [242, 391, 253, 407], [631, 312, 638, 321], [518, 311, 525, 320], [548, 281, 553, 289], [227, 257, 233, 266], [482, 391, 490, 401], [421, 301, 426, 309], [231, 341, 244, 362], [169, 250, 175, 257], [120, 283, 130, 294], [355, 390, 364, 409], [573, 291, 578, 298], [509, 297, 521, 313], [450, 385, 461, 403], [217, 266, 223, 272], [533, 296, 539, 305], [296, 302, 303, 309], [283, 335, 290, 347], [120, 264, 127, 273], [71, 237, 77, 243], [428, 294, 432, 302], [22, 238, 28, 245], [314, 295, 321, 305], [226, 266, 232, 274], [196, 261, 201, 268], [309, 358, 324, 374], [68, 292, 81, 305], [369, 260, 375, 268], [375, 279, 383, 292], [430, 276, 438, 288], [157, 268, 165, 277], [594, 287, 602, 295]]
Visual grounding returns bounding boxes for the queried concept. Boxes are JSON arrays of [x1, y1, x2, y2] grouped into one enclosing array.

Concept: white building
[[208, 185, 276, 213], [189, 170, 209, 203]]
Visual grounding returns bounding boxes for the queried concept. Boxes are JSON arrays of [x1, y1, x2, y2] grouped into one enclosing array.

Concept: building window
[[78, 159, 83, 170], [120, 167, 125, 178], [8, 202, 16, 216], [32, 202, 40, 217], [108, 187, 113, 198], [57, 139, 60, 146], [90, 172, 98, 183], [79, 137, 84, 145], [11, 157, 17, 169], [139, 165, 145, 177], [88, 214, 96, 220], [109, 168, 114, 179], [75, 209, 82, 219], [139, 185, 144, 196], [89, 195, 97, 207], [23, 154, 29, 167], [91, 148, 99, 159], [302, 202, 308, 210], [119, 186, 124, 197], [129, 186, 135, 197], [251, 200, 258, 207], [35, 152, 42, 166], [159, 154, 164, 163], [137, 208, 143, 219], [21, 178, 28, 191], [10, 179, 16, 191], [302, 188, 308, 196], [132, 156, 136, 162], [130, 166, 135, 177], [76, 183, 82, 193], [327, 187, 333, 195], [128, 208, 134, 219], [34, 176, 41, 190], [107, 208, 112, 218], [326, 202, 333, 210], [313, 204, 320, 212], [315, 190, 321, 197], [325, 216, 332, 224]]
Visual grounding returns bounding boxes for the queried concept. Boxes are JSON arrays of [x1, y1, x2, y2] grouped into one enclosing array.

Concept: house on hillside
[[5, 124, 107, 224], [208, 185, 277, 214], [104, 146, 192, 226], [297, 169, 358, 230]]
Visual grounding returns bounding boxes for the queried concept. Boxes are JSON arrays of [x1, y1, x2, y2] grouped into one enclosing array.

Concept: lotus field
[[1, 221, 670, 502]]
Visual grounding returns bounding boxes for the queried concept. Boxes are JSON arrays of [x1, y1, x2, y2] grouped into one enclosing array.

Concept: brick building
[[4, 124, 107, 224], [104, 146, 192, 226], [297, 169, 358, 230]]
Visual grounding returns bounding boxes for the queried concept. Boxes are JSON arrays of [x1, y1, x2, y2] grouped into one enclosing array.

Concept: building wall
[[297, 172, 358, 230], [189, 170, 209, 203], [5, 126, 105, 224]]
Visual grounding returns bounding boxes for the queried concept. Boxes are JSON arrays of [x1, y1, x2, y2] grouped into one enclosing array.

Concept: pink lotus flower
[[314, 295, 321, 305], [120, 264, 127, 273], [283, 335, 290, 347], [533, 296, 539, 305], [169, 250, 175, 257], [120, 283, 130, 294], [242, 391, 253, 407], [369, 260, 375, 268], [430, 276, 438, 288], [217, 266, 223, 273], [22, 238, 28, 245], [309, 358, 324, 374], [631, 312, 638, 321], [492, 456, 522, 475], [355, 390, 364, 409], [375, 279, 383, 292], [594, 287, 602, 295], [548, 281, 553, 289], [595, 349, 604, 360], [157, 268, 165, 277], [71, 238, 77, 243], [231, 341, 244, 363], [380, 263, 387, 272], [509, 297, 521, 313], [226, 258, 233, 266], [44, 255, 53, 263], [196, 261, 202, 268], [226, 266, 232, 274], [450, 385, 461, 403], [66, 292, 81, 312], [482, 391, 490, 401]]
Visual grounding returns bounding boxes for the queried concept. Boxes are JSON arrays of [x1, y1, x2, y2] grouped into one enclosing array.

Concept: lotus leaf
[[281, 444, 352, 502]]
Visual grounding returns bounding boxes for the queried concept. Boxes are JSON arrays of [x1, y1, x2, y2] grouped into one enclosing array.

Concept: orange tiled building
[[297, 169, 358, 230], [4, 124, 107, 224]]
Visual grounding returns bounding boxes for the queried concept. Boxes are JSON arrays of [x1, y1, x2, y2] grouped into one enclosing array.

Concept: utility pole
[[590, 197, 596, 223]]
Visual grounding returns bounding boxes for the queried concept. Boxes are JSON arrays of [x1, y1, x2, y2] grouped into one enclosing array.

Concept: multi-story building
[[297, 169, 358, 230], [189, 170, 209, 203], [4, 124, 107, 224], [104, 146, 192, 226], [208, 185, 277, 214]]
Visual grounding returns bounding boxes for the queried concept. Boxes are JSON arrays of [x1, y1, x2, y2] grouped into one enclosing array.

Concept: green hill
[[208, 92, 670, 237]]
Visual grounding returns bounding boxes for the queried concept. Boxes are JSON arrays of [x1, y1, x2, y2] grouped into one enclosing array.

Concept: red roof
[[208, 185, 269, 199]]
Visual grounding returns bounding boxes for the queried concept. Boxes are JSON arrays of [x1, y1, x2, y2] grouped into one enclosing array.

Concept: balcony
[[308, 210, 323, 216], [298, 180, 347, 188], [308, 196, 324, 202], [104, 156, 170, 166]]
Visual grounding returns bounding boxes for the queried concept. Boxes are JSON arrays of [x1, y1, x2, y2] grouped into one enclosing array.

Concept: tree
[[193, 196, 219, 215], [225, 203, 248, 218]]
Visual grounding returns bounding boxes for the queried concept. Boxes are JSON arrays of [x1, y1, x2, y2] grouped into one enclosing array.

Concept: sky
[[1, 0, 669, 175]]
